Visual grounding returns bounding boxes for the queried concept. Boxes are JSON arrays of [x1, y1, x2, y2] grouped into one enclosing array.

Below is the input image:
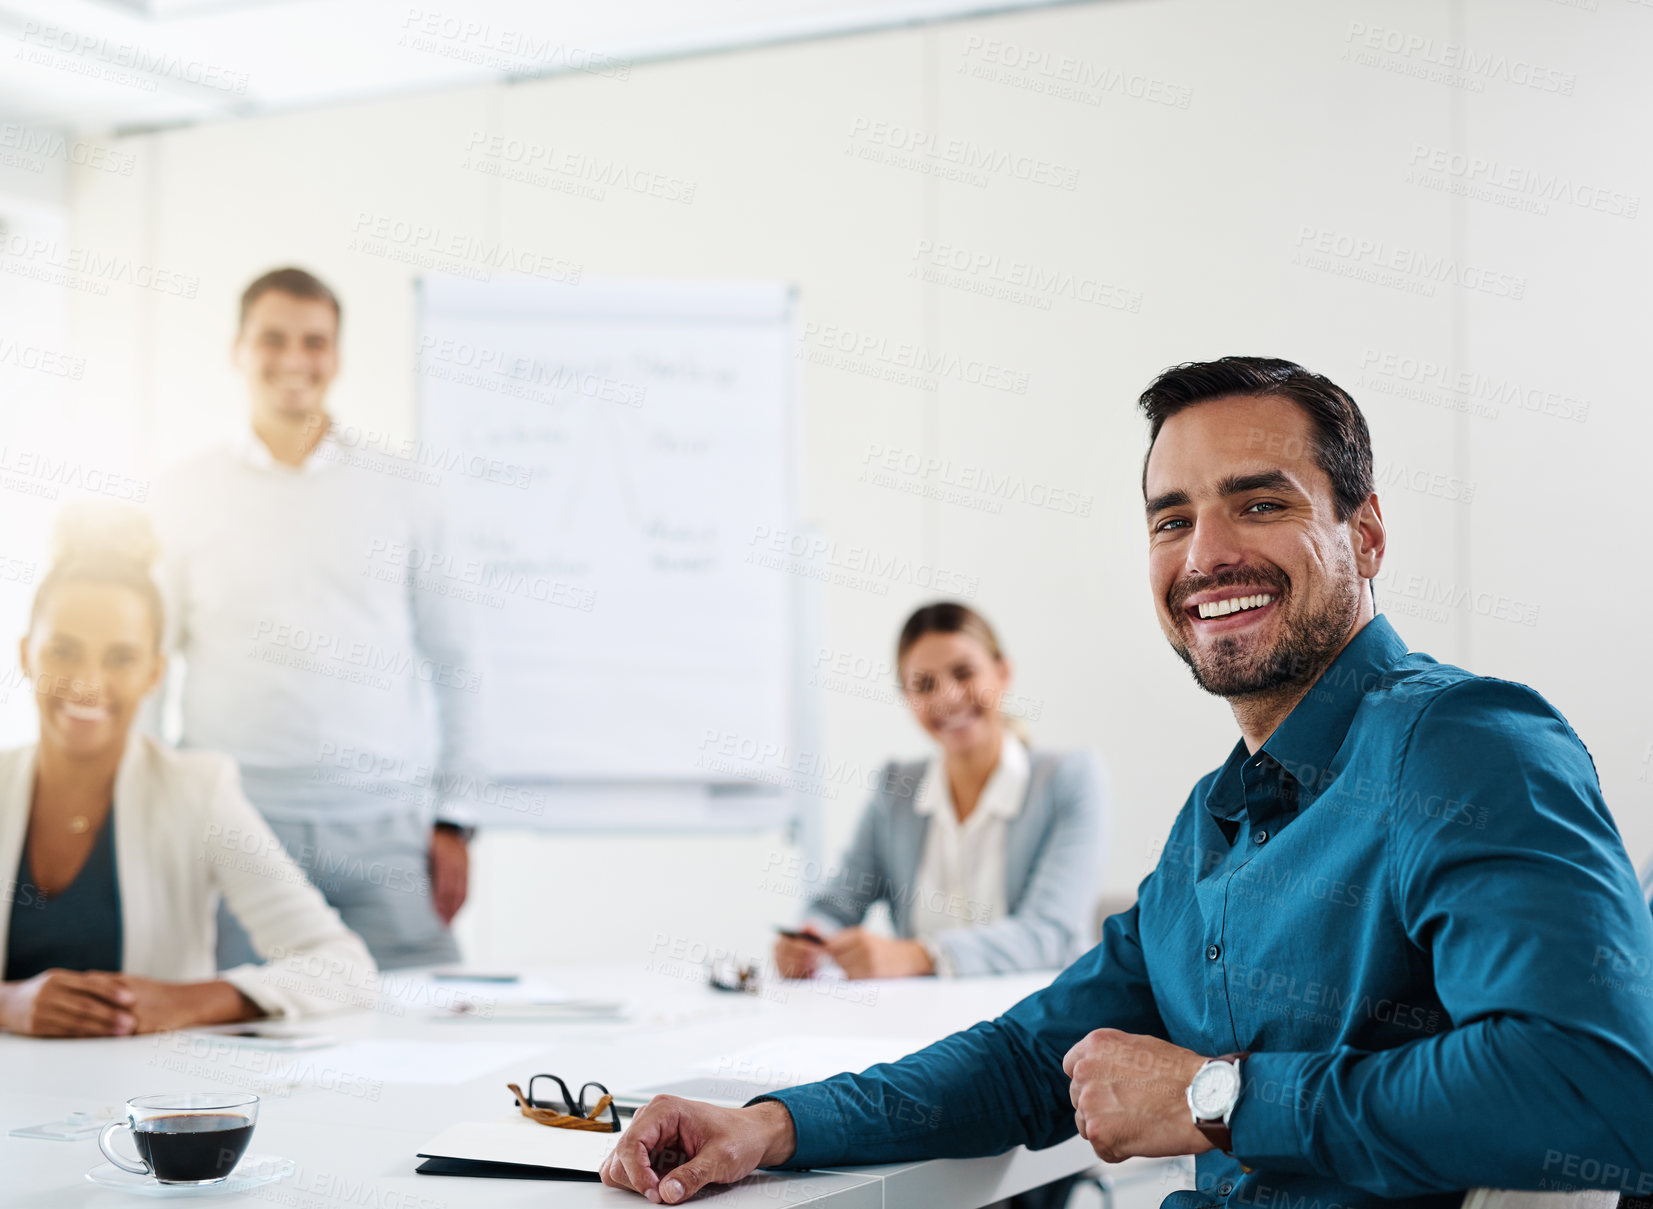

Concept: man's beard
[[1168, 559, 1361, 700]]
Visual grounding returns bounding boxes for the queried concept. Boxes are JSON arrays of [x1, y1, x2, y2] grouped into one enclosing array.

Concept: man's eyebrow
[[1145, 470, 1305, 517], [1145, 489, 1190, 517], [1217, 469, 1301, 497]]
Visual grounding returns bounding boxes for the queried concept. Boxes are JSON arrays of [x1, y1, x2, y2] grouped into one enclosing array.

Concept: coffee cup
[[97, 1092, 259, 1185]]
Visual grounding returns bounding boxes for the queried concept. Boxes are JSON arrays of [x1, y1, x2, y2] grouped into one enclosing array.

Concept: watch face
[[1190, 1062, 1242, 1119]]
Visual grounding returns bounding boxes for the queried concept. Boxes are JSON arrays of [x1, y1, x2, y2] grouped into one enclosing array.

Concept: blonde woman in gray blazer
[[0, 505, 374, 1037], [776, 603, 1105, 980]]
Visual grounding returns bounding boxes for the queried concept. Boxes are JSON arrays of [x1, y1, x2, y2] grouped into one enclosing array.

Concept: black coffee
[[133, 1114, 254, 1183]]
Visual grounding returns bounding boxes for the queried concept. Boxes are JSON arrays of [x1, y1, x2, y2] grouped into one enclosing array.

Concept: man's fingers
[[434, 887, 460, 925], [430, 848, 469, 924], [658, 1144, 746, 1205], [610, 1102, 679, 1198], [610, 1135, 661, 1197]]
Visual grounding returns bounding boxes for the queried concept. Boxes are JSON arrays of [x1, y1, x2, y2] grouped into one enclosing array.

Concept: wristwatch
[[434, 821, 476, 843], [1186, 1051, 1248, 1154]]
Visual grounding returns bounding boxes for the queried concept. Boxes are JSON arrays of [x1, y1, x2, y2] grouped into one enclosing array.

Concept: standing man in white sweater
[[151, 267, 482, 969]]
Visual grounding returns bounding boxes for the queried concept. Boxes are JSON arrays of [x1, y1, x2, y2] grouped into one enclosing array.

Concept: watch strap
[[1193, 1051, 1249, 1155]]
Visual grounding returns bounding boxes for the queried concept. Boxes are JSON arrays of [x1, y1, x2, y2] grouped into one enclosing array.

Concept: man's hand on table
[[1063, 1028, 1212, 1163], [599, 1096, 796, 1204]]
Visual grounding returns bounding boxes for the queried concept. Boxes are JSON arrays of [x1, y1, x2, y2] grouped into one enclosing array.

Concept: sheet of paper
[[417, 1114, 618, 1173], [264, 1040, 544, 1087], [433, 975, 571, 1005], [688, 1034, 934, 1089], [383, 972, 571, 1016]]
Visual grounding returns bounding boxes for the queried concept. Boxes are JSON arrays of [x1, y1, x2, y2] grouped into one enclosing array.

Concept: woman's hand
[[118, 976, 262, 1034], [773, 930, 825, 979], [822, 928, 935, 980], [0, 972, 261, 1038], [0, 969, 135, 1037]]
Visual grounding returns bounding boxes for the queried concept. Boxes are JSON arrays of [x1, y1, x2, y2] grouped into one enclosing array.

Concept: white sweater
[[150, 430, 485, 825], [0, 734, 377, 1018]]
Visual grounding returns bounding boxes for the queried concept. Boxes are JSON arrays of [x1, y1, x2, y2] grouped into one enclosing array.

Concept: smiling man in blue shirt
[[601, 357, 1653, 1207]]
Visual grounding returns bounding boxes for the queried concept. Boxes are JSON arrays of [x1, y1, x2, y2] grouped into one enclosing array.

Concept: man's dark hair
[[238, 267, 341, 335], [1137, 356, 1373, 521]]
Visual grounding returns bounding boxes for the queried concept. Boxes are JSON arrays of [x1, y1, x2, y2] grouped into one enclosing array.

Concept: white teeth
[[1196, 593, 1276, 620], [61, 702, 108, 721]]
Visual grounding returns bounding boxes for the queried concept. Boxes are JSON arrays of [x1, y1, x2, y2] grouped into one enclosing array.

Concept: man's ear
[[1351, 493, 1385, 581]]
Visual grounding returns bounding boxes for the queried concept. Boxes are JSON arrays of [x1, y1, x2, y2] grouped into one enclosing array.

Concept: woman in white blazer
[[0, 504, 376, 1037]]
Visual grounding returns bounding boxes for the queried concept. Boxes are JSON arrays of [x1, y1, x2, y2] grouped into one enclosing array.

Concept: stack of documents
[[403, 973, 628, 1022], [416, 1114, 618, 1180]]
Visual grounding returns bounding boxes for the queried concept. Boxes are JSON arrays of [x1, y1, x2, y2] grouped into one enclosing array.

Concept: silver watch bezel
[[1186, 1056, 1244, 1125]]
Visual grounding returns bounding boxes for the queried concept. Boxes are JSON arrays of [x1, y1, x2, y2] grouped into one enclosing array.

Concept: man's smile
[[1178, 589, 1280, 633]]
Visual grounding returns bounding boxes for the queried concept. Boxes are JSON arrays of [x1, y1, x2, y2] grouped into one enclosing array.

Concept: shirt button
[[1218, 1181, 1234, 1197], [1254, 829, 1269, 845], [1206, 944, 1221, 961]]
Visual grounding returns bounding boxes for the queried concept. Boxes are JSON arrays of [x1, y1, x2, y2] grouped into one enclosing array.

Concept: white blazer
[[0, 733, 377, 1018]]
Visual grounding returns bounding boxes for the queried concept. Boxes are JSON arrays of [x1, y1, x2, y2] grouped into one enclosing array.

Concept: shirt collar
[[236, 419, 337, 475], [1203, 614, 1411, 821], [916, 732, 1030, 822]]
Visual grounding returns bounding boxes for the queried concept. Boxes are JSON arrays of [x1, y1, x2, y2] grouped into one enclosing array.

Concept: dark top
[[5, 809, 123, 981]]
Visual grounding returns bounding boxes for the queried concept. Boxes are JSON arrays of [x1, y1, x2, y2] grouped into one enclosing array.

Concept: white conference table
[[2, 963, 1189, 1208]]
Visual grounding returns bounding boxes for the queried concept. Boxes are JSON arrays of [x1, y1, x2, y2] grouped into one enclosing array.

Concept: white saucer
[[85, 1153, 295, 1197]]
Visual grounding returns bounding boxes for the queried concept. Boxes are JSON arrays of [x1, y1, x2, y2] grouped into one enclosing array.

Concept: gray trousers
[[215, 812, 460, 971]]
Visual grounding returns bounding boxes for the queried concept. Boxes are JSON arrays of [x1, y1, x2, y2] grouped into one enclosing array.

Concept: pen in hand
[[774, 928, 826, 946], [773, 927, 827, 978]]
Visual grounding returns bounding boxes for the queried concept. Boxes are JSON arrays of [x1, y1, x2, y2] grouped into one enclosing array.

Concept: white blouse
[[908, 734, 1031, 975]]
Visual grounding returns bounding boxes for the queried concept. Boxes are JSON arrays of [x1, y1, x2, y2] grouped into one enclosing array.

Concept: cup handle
[[98, 1120, 150, 1176]]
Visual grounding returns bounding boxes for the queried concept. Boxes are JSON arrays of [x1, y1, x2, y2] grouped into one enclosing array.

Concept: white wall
[[0, 127, 74, 729], [16, 0, 1651, 971]]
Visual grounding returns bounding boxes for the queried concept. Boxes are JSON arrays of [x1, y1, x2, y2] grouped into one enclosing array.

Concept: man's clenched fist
[[1062, 1028, 1212, 1163]]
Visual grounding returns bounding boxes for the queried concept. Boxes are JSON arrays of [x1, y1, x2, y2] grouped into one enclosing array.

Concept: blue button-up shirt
[[767, 616, 1653, 1206]]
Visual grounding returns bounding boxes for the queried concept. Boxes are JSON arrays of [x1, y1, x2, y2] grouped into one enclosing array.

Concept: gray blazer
[[804, 749, 1106, 976]]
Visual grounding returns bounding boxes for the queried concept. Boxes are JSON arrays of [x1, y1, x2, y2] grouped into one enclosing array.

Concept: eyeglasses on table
[[508, 1073, 624, 1133]]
